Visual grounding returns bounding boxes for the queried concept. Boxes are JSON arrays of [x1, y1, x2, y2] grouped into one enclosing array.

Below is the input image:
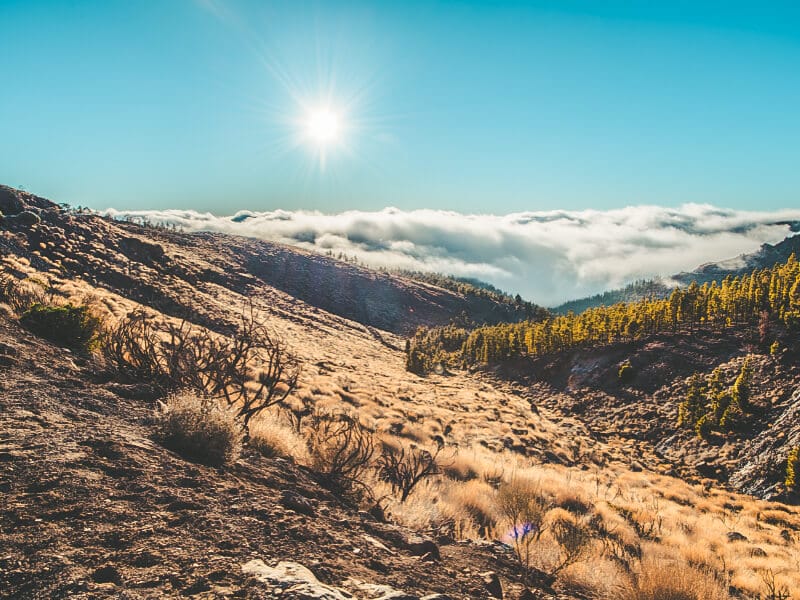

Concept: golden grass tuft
[[249, 417, 309, 462], [154, 393, 242, 466], [627, 553, 731, 600]]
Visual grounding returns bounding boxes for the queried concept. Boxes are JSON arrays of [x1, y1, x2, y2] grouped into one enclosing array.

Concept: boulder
[[482, 571, 503, 598], [242, 560, 351, 599], [119, 236, 165, 263], [727, 531, 748, 542], [7, 211, 41, 227], [280, 490, 316, 516], [0, 187, 23, 215]]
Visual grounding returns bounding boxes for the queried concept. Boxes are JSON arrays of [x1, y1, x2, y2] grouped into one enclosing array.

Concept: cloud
[[103, 204, 800, 306]]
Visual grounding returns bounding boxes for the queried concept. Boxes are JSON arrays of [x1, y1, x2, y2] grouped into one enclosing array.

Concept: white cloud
[[103, 204, 800, 306]]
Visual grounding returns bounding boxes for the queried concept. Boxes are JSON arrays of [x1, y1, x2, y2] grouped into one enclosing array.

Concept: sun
[[304, 106, 343, 147]]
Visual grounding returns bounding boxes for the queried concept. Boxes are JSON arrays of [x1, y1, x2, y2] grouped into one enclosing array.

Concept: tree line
[[406, 254, 800, 373]]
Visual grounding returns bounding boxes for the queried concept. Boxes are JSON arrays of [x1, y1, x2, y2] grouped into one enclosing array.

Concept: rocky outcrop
[[242, 561, 352, 599]]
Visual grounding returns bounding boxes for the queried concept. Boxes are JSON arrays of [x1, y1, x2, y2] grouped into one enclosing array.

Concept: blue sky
[[2, 1, 799, 214]]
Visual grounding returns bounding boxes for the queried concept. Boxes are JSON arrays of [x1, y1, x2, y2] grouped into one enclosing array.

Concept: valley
[[2, 185, 800, 599]]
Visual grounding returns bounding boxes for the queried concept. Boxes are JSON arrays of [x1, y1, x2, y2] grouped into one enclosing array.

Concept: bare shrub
[[548, 509, 592, 576], [376, 444, 440, 502], [154, 393, 242, 466], [306, 410, 375, 497], [497, 477, 552, 580], [100, 306, 300, 432], [759, 569, 791, 600]]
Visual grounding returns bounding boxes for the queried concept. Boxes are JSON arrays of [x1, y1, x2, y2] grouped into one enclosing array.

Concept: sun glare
[[305, 106, 342, 147]]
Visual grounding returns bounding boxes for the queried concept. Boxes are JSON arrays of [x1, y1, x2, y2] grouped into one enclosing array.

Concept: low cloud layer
[[104, 204, 800, 306]]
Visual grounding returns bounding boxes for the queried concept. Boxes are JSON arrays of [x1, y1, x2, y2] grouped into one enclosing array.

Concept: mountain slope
[[552, 233, 800, 313], [5, 184, 800, 599], [0, 185, 540, 336]]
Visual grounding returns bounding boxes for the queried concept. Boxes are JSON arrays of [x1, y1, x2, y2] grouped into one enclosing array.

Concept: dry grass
[[626, 552, 731, 600], [249, 415, 309, 462], [8, 258, 800, 600], [154, 393, 242, 466]]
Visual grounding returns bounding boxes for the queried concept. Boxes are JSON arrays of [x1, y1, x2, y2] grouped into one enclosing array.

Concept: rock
[[0, 187, 24, 215], [750, 547, 768, 557], [517, 590, 539, 600], [421, 595, 455, 600], [727, 531, 748, 542], [482, 571, 503, 598], [281, 490, 316, 516], [404, 533, 440, 560], [119, 236, 165, 263], [182, 577, 211, 595], [242, 560, 351, 599], [8, 211, 41, 227], [781, 529, 793, 542], [344, 579, 418, 599], [91, 564, 122, 585], [363, 523, 440, 560]]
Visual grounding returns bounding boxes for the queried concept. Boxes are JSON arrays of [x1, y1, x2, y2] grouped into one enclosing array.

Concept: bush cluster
[[20, 303, 102, 351]]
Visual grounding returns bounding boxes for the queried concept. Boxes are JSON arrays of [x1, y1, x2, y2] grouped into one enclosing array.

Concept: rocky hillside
[[5, 184, 800, 599], [0, 315, 552, 599], [489, 329, 800, 500], [0, 185, 538, 336]]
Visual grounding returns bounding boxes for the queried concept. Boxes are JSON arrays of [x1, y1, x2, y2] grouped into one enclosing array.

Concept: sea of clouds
[[104, 204, 800, 306]]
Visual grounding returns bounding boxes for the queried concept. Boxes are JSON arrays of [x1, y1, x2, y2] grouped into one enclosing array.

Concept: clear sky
[[2, 1, 799, 214]]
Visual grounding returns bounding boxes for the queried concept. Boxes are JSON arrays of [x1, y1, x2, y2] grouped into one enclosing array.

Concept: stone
[[280, 490, 316, 516], [119, 236, 165, 263], [0, 187, 23, 215], [8, 211, 41, 227], [727, 531, 748, 542], [242, 560, 351, 600], [481, 571, 503, 599], [363, 523, 440, 560], [343, 579, 418, 599]]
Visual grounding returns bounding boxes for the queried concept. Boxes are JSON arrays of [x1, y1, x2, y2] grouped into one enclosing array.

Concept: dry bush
[[20, 303, 102, 351], [626, 554, 731, 600], [548, 508, 592, 576], [560, 557, 631, 600], [249, 417, 309, 462], [154, 393, 242, 466], [101, 306, 300, 431], [376, 443, 440, 502], [306, 410, 376, 497], [497, 477, 552, 580], [0, 269, 53, 313]]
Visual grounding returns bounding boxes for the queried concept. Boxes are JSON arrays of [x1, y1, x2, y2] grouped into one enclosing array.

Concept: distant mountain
[[552, 279, 670, 315], [552, 233, 800, 313], [672, 232, 800, 285]]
